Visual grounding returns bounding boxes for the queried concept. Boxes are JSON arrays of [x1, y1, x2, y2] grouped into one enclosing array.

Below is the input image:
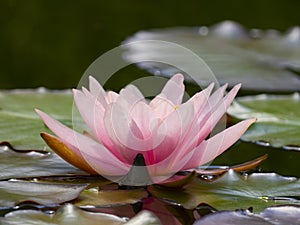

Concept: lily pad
[[0, 142, 85, 180], [0, 180, 87, 207], [0, 89, 74, 149], [193, 205, 300, 225], [123, 21, 300, 91], [75, 188, 148, 207], [0, 204, 162, 225], [228, 93, 300, 149], [149, 170, 300, 212]]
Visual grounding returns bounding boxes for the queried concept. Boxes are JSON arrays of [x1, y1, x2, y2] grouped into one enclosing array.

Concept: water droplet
[[284, 27, 300, 44], [210, 20, 248, 39], [249, 29, 263, 39], [283, 145, 300, 151], [198, 26, 209, 36], [256, 140, 270, 147]]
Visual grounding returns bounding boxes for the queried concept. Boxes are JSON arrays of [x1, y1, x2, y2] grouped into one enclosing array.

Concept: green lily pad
[[0, 204, 162, 225], [0, 89, 74, 149], [75, 188, 148, 207], [228, 93, 300, 150], [193, 205, 300, 225], [123, 21, 300, 91], [0, 142, 85, 180], [0, 180, 87, 207], [149, 170, 300, 212]]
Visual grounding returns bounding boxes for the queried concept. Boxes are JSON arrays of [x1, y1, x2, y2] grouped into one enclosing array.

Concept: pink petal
[[129, 101, 157, 139], [168, 84, 216, 159], [77, 139, 130, 176], [196, 83, 241, 145], [73, 89, 121, 159], [181, 84, 215, 139], [182, 83, 241, 152], [105, 91, 119, 104], [35, 109, 129, 175], [206, 83, 228, 108], [145, 85, 215, 175], [151, 100, 195, 164], [187, 83, 214, 113], [160, 73, 185, 105], [36, 109, 81, 146], [119, 84, 145, 105], [73, 89, 104, 137], [88, 76, 107, 108], [149, 95, 175, 120], [104, 101, 157, 164], [182, 118, 257, 170]]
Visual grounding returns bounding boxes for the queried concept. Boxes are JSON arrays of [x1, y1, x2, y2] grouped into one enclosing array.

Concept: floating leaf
[[85, 203, 137, 219], [0, 180, 87, 207], [193, 205, 300, 225], [0, 89, 74, 149], [149, 170, 300, 212], [124, 21, 300, 91], [228, 93, 300, 149], [159, 171, 197, 189], [0, 204, 162, 225], [0, 204, 126, 225], [197, 154, 268, 176], [260, 205, 300, 225], [75, 188, 148, 207], [0, 142, 85, 180], [125, 210, 162, 225]]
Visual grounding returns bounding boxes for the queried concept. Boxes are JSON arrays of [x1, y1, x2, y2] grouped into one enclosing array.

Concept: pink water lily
[[36, 74, 255, 184]]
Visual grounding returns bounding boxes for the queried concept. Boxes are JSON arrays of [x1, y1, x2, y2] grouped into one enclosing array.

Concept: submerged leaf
[[124, 21, 300, 91], [228, 93, 300, 149], [149, 170, 300, 212]]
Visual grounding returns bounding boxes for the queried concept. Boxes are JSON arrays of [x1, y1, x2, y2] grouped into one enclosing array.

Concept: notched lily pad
[[0, 180, 87, 207], [124, 20, 300, 91], [149, 170, 300, 212], [0, 204, 162, 225], [193, 205, 300, 225], [228, 93, 300, 150]]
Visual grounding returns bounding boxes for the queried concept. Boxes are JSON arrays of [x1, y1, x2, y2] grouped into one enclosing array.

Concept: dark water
[[1, 0, 300, 89]]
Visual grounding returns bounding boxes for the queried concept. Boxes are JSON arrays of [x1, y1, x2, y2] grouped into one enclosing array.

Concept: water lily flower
[[36, 74, 255, 185]]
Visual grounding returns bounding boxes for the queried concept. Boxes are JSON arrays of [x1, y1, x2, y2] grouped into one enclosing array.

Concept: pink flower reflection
[[36, 74, 255, 185]]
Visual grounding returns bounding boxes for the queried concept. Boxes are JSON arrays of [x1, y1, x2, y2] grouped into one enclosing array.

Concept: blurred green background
[[1, 0, 300, 89]]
